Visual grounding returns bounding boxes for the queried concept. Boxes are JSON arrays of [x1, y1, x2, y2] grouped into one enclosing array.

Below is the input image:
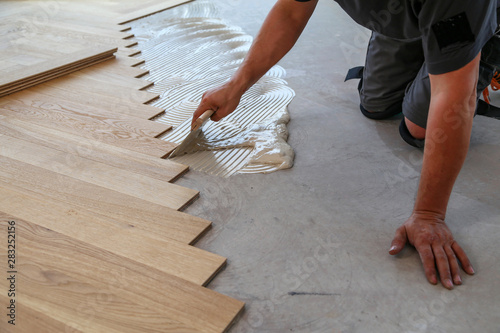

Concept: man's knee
[[405, 117, 426, 139], [399, 117, 426, 148], [359, 101, 402, 120]]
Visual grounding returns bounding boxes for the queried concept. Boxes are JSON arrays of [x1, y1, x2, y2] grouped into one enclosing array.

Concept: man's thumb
[[389, 225, 407, 255]]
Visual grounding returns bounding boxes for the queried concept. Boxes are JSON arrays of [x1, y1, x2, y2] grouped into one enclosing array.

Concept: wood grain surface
[[0, 153, 208, 243], [0, 117, 185, 182], [0, 135, 198, 210], [0, 0, 243, 331], [0, 99, 177, 158], [0, 215, 244, 332]]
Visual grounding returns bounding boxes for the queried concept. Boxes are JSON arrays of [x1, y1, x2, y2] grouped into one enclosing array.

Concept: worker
[[192, 0, 500, 289]]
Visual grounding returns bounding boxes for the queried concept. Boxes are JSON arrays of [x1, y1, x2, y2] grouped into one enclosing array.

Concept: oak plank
[[74, 64, 151, 85], [4, 90, 168, 133], [0, 215, 243, 333], [0, 216, 205, 333], [0, 99, 176, 158], [0, 187, 223, 286], [115, 0, 194, 24], [0, 117, 184, 182], [22, 84, 164, 120], [0, 135, 197, 211], [37, 72, 158, 103], [0, 295, 84, 333], [0, 54, 117, 97], [0, 47, 117, 97], [0, 153, 208, 246]]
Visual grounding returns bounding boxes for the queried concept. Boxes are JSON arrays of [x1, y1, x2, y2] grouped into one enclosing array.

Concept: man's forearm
[[414, 55, 480, 217], [414, 98, 474, 218], [230, 0, 318, 95]]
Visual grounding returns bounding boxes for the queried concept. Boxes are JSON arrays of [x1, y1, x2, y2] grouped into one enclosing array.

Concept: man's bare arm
[[192, 0, 318, 124], [390, 54, 480, 289]]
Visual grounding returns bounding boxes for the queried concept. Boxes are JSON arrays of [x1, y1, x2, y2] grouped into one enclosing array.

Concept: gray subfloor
[[173, 1, 500, 332]]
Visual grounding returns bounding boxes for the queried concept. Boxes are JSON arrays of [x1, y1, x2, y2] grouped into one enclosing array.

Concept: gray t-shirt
[[299, 0, 498, 74]]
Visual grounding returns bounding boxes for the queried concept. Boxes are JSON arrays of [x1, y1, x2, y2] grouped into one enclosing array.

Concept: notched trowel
[[168, 109, 215, 158]]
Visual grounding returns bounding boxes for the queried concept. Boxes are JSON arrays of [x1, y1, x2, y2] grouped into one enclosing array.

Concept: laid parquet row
[[0, 1, 244, 332], [0, 215, 243, 333]]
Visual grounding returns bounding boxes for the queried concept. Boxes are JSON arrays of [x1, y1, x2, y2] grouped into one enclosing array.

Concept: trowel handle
[[192, 109, 215, 131]]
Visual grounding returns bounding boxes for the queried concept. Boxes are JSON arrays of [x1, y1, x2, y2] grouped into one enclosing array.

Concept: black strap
[[477, 99, 500, 119], [344, 66, 364, 82]]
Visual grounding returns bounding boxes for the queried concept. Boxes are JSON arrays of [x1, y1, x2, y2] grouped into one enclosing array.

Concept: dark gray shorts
[[360, 31, 498, 129]]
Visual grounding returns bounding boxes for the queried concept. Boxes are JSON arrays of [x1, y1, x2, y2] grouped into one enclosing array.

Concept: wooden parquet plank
[[2, 284, 200, 333], [0, 138, 208, 245], [21, 84, 163, 120], [69, 69, 153, 91], [114, 54, 146, 67], [3, 85, 167, 128], [0, 117, 182, 182], [116, 48, 142, 57], [0, 55, 117, 97], [70, 62, 150, 83], [1, 23, 134, 53], [0, 47, 117, 98], [41, 19, 135, 40], [0, 215, 243, 333], [0, 295, 84, 333], [0, 135, 196, 211], [35, 73, 159, 103], [0, 98, 176, 158], [115, 0, 194, 24], [0, 188, 223, 286], [0, 160, 208, 246]]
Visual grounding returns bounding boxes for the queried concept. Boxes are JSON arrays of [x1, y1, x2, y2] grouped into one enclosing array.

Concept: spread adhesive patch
[[129, 1, 296, 177]]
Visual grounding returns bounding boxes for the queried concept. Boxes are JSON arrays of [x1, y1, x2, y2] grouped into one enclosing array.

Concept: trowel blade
[[168, 128, 202, 158]]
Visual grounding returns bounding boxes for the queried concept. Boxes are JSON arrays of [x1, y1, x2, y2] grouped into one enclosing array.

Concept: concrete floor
[[174, 1, 500, 332]]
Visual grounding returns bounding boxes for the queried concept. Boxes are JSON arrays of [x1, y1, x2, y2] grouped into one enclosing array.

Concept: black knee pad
[[346, 66, 403, 120], [360, 102, 402, 120], [399, 119, 425, 148]]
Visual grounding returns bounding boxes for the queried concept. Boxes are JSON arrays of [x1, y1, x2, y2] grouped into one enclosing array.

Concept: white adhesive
[[179, 108, 294, 170], [129, 1, 296, 176]]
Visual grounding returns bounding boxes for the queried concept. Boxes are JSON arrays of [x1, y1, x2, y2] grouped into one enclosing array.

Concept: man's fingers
[[210, 110, 224, 122], [389, 225, 407, 255], [452, 241, 475, 275], [445, 246, 462, 285], [192, 104, 208, 125], [416, 245, 438, 285], [432, 245, 453, 289]]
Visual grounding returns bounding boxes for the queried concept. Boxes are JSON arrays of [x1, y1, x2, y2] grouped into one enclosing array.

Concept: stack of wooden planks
[[0, 0, 191, 97], [0, 1, 244, 332]]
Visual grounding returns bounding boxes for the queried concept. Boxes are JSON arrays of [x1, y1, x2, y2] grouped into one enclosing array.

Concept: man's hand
[[191, 81, 244, 127], [389, 212, 475, 289]]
